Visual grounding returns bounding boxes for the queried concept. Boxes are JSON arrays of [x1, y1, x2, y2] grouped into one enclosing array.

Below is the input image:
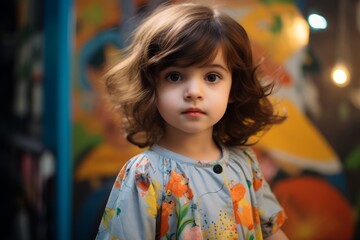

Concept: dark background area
[[304, 0, 360, 161], [303, 0, 360, 215]]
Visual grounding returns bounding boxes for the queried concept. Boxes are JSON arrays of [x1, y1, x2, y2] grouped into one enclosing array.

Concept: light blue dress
[[96, 144, 286, 240]]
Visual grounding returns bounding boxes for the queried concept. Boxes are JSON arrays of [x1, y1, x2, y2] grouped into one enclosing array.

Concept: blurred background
[[0, 0, 359, 239]]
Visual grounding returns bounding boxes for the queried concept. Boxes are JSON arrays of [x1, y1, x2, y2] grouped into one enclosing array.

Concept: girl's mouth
[[182, 108, 205, 117]]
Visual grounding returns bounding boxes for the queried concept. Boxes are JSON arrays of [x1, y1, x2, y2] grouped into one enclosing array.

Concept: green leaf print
[[174, 199, 196, 239], [177, 218, 196, 239], [179, 203, 190, 222], [246, 231, 255, 240], [247, 179, 252, 188]]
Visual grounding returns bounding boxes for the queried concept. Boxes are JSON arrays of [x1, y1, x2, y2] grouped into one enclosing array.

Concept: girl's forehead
[[167, 45, 229, 67], [198, 47, 228, 68]]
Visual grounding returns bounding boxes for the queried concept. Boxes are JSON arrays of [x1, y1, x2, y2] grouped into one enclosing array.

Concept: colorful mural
[[72, 0, 355, 239]]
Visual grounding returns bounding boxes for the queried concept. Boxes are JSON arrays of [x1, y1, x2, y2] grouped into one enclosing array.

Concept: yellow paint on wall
[[256, 99, 338, 162]]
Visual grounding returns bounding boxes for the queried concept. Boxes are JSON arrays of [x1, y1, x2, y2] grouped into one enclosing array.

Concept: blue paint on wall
[[43, 0, 73, 240]]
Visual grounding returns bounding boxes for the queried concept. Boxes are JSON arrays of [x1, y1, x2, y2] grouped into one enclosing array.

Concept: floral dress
[[96, 144, 286, 240]]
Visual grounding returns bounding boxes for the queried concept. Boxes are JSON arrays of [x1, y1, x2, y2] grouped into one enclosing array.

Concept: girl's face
[[156, 48, 232, 138]]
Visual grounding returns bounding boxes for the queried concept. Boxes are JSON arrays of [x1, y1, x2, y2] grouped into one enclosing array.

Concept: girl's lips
[[182, 108, 205, 116], [182, 108, 205, 113]]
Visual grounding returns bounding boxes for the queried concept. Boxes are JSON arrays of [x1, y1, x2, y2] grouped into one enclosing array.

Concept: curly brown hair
[[104, 3, 286, 148]]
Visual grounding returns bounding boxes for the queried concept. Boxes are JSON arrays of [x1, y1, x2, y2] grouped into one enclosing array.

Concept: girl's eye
[[205, 73, 221, 83], [165, 72, 183, 82]]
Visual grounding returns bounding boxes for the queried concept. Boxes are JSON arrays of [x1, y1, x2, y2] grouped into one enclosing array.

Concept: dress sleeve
[[96, 154, 160, 240], [243, 148, 287, 238]]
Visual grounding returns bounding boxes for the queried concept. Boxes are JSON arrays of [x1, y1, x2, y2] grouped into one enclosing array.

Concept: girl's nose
[[184, 78, 204, 100]]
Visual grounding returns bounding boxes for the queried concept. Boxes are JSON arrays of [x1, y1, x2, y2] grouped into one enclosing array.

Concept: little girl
[[96, 3, 288, 240]]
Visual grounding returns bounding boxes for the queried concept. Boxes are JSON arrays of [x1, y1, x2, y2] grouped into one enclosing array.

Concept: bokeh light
[[331, 63, 350, 87], [308, 13, 328, 30]]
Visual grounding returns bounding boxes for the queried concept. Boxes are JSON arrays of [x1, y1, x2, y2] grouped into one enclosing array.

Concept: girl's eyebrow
[[161, 63, 229, 72], [203, 63, 229, 72]]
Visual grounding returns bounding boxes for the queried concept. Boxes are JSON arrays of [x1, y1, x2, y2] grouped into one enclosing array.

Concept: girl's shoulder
[[113, 149, 162, 189], [227, 145, 258, 163], [121, 149, 160, 173], [226, 145, 262, 173]]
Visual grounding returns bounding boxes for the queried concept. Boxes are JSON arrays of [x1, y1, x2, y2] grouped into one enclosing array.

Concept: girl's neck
[[157, 130, 222, 162]]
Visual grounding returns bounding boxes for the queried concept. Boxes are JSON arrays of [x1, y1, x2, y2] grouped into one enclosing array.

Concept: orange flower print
[[134, 158, 152, 192], [166, 171, 193, 199], [135, 171, 150, 192], [238, 204, 255, 230], [270, 211, 287, 234], [275, 211, 287, 227], [185, 188, 194, 200], [136, 157, 149, 168], [114, 163, 128, 189], [230, 183, 246, 224], [114, 178, 121, 189], [253, 171, 263, 191], [230, 183, 255, 230], [253, 206, 260, 225], [230, 183, 246, 202], [160, 201, 175, 237]]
